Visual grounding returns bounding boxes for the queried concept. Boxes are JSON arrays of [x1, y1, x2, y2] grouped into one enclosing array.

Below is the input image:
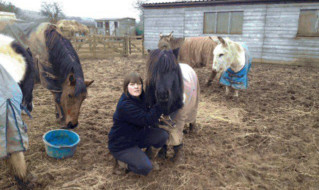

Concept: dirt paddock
[[1, 55, 319, 189]]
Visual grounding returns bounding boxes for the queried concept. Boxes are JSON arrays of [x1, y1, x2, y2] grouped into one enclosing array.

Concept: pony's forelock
[[146, 49, 184, 114]]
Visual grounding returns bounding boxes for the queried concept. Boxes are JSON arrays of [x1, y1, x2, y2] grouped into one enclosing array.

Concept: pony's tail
[[9, 152, 27, 181]]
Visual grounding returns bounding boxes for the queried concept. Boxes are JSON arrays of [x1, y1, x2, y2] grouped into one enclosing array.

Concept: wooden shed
[[95, 17, 136, 36], [142, 0, 319, 66]]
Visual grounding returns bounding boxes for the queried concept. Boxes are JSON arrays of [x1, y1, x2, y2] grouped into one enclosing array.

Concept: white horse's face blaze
[[213, 44, 231, 73]]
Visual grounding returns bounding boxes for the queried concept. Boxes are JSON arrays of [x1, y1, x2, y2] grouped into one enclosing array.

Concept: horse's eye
[[68, 94, 72, 98], [219, 54, 224, 57]]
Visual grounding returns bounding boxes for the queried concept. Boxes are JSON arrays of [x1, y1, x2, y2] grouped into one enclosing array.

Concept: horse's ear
[[159, 32, 162, 38], [210, 36, 220, 44], [84, 80, 94, 87], [69, 74, 76, 86], [169, 31, 174, 36], [217, 36, 226, 46]]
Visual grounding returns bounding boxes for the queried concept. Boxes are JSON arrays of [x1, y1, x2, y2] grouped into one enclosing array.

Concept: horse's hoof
[[15, 176, 35, 190], [157, 145, 167, 159], [145, 147, 154, 160], [205, 80, 212, 87], [189, 123, 198, 134], [171, 144, 185, 164], [152, 161, 160, 171]]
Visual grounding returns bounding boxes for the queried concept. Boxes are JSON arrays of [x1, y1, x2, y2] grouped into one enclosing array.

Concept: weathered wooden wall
[[143, 2, 319, 66]]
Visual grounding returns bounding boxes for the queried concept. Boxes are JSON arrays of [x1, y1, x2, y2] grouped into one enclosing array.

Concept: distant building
[[142, 0, 319, 66], [95, 17, 136, 36]]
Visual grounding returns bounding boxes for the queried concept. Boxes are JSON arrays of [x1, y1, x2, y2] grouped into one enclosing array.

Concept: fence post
[[129, 36, 132, 55], [123, 36, 129, 57], [142, 35, 145, 56], [93, 34, 96, 58]]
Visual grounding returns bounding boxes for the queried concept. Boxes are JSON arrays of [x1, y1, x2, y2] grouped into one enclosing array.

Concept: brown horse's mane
[[11, 42, 35, 112], [43, 25, 86, 97]]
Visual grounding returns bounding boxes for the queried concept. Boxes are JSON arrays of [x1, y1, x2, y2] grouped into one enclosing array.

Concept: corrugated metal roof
[[95, 17, 136, 21], [142, 0, 319, 8]]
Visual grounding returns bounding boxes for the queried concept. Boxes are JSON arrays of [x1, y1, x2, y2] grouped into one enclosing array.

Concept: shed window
[[114, 21, 118, 28], [297, 9, 319, 37], [204, 11, 243, 34], [97, 22, 103, 28], [105, 21, 109, 29]]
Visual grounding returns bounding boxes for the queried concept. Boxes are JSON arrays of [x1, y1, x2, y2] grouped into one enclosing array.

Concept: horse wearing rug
[[0, 34, 34, 187], [0, 34, 35, 113], [1, 21, 94, 128], [212, 37, 252, 97], [145, 49, 200, 162], [158, 31, 218, 86]]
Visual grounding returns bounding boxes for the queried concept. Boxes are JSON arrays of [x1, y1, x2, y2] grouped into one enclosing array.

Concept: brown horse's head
[[60, 72, 93, 129], [42, 25, 94, 129]]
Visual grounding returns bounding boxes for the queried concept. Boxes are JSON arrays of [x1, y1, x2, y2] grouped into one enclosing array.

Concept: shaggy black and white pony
[[0, 34, 34, 187], [0, 34, 35, 112], [145, 49, 200, 162]]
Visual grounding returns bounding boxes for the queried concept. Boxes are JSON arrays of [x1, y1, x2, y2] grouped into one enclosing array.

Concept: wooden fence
[[70, 35, 145, 59]]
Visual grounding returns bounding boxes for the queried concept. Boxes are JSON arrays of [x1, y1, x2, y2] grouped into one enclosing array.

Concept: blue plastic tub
[[43, 129, 80, 159]]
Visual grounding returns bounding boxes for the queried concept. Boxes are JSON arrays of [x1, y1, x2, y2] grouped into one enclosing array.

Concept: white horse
[[212, 37, 252, 97], [0, 34, 34, 187]]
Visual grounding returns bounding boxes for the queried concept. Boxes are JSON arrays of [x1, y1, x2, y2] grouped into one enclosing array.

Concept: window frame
[[97, 22, 103, 28], [297, 9, 319, 37], [203, 11, 244, 35]]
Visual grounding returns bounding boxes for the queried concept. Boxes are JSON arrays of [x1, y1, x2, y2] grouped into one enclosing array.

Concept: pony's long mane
[[145, 49, 184, 114], [11, 42, 35, 109], [44, 26, 86, 96]]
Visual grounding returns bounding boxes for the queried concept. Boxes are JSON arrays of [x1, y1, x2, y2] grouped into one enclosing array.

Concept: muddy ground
[[1, 55, 319, 189]]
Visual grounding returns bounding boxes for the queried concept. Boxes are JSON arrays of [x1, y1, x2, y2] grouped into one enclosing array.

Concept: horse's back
[[176, 63, 199, 123], [0, 34, 27, 83], [179, 36, 217, 67]]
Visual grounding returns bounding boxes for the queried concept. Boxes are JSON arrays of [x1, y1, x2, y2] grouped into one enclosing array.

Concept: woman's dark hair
[[123, 72, 143, 96]]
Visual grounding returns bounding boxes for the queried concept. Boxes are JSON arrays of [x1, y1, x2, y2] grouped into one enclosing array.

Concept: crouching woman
[[108, 72, 168, 176]]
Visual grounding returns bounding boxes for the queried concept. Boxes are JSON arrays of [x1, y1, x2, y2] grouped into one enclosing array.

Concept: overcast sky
[[5, 0, 155, 21]]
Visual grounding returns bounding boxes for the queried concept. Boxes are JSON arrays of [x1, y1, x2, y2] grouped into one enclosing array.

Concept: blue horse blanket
[[0, 64, 28, 159], [219, 43, 252, 90]]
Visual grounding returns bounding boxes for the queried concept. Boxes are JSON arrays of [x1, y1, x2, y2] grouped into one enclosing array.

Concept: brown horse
[[1, 21, 94, 128], [158, 32, 219, 86]]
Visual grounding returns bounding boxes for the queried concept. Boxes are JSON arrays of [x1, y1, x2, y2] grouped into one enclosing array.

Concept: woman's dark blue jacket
[[108, 92, 163, 152]]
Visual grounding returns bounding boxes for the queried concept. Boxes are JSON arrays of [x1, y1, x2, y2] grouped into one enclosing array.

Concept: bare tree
[[40, 2, 65, 24], [0, 0, 19, 14], [133, 0, 149, 35], [134, 0, 148, 23]]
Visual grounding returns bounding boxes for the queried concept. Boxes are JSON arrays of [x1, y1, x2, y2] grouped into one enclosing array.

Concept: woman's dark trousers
[[111, 128, 168, 176]]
